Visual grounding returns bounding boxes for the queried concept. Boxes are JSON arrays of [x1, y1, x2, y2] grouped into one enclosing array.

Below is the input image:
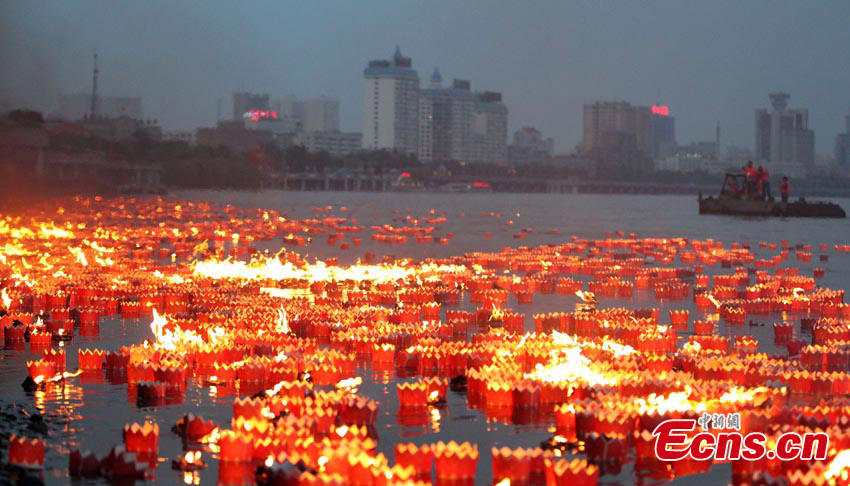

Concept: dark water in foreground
[[2, 192, 849, 485]]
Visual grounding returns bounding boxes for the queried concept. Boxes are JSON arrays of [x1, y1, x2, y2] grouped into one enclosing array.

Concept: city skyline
[[2, 1, 850, 155]]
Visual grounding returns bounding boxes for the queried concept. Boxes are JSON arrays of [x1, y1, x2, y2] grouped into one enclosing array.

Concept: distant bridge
[[269, 172, 716, 195], [265, 173, 850, 198]]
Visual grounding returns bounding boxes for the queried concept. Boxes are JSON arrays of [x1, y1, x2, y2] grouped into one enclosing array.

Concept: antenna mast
[[90, 53, 99, 118]]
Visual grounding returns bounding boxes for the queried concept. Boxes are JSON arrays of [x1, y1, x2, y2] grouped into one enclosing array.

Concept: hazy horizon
[[2, 1, 849, 156]]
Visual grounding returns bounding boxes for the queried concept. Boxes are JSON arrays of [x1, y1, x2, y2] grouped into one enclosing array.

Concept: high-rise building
[[273, 96, 339, 132], [470, 91, 508, 163], [649, 105, 676, 160], [418, 77, 474, 162], [836, 111, 850, 169], [272, 96, 302, 130], [754, 93, 815, 166], [362, 47, 420, 155], [57, 94, 143, 120], [233, 92, 270, 121], [582, 101, 651, 171], [302, 97, 339, 132], [417, 69, 439, 163], [508, 126, 554, 164]]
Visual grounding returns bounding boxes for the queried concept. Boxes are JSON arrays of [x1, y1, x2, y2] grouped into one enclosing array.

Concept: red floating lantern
[[69, 449, 101, 477], [544, 457, 599, 486], [78, 349, 104, 369], [101, 444, 148, 479], [4, 324, 26, 345], [123, 421, 159, 453], [395, 443, 433, 477], [219, 430, 253, 462], [7, 435, 45, 469], [492, 446, 532, 484], [433, 441, 478, 480], [27, 359, 55, 382], [175, 413, 218, 441], [105, 351, 130, 370], [397, 381, 428, 408]]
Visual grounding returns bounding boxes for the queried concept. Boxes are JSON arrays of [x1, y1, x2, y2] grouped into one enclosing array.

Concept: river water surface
[[2, 191, 849, 485]]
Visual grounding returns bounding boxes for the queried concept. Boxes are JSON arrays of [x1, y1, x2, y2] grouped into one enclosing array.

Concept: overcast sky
[[2, 1, 849, 154]]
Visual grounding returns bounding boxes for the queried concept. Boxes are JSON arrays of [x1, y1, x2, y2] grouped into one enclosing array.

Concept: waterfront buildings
[[163, 130, 196, 145], [362, 47, 420, 154], [835, 111, 850, 170], [294, 131, 362, 157], [650, 105, 677, 160], [754, 92, 815, 167], [363, 49, 507, 163], [232, 92, 270, 121], [582, 100, 651, 171], [197, 120, 273, 154], [508, 126, 554, 164], [470, 91, 508, 164], [418, 78, 474, 162], [273, 96, 340, 132]]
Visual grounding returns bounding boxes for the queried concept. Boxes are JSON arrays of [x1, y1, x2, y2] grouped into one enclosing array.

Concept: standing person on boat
[[743, 161, 757, 198], [780, 176, 790, 203], [757, 165, 771, 200]]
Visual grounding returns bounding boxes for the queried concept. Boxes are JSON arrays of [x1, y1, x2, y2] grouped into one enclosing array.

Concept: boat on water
[[698, 173, 846, 218]]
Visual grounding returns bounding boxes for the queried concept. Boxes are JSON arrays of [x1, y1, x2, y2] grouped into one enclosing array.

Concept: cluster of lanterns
[[2, 196, 850, 485]]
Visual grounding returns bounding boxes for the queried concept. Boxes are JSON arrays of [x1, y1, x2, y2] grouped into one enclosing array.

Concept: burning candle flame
[[1, 288, 10, 309], [198, 427, 220, 444], [336, 377, 362, 393], [575, 290, 597, 304], [275, 307, 290, 334], [825, 450, 850, 482]]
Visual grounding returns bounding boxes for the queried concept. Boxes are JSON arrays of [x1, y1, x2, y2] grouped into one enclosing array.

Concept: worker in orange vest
[[757, 166, 771, 199], [780, 177, 790, 203], [743, 161, 757, 198]]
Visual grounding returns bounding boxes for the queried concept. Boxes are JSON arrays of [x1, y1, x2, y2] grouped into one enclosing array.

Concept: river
[[2, 191, 848, 485]]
